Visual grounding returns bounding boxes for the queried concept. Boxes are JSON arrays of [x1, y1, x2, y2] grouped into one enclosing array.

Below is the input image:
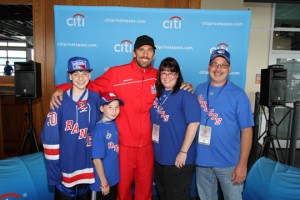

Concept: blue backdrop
[[54, 6, 251, 89]]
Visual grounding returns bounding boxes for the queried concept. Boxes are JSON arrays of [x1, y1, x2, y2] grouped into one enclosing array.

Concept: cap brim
[[101, 98, 124, 106], [68, 69, 93, 73], [135, 44, 156, 50], [210, 56, 230, 64]]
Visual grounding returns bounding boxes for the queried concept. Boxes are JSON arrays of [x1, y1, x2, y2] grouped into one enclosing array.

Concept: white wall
[[201, 0, 273, 110]]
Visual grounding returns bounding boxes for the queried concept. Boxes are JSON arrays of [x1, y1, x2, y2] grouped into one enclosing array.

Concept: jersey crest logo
[[151, 85, 156, 94], [106, 131, 112, 139], [77, 100, 87, 112]]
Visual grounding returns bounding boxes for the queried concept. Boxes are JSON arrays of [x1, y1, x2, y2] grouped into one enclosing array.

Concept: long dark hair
[[156, 57, 184, 98]]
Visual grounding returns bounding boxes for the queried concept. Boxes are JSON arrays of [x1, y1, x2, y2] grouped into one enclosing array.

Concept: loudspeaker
[[260, 67, 287, 106], [14, 61, 42, 99]]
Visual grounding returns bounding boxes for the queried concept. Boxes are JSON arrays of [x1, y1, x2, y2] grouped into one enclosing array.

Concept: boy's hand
[[50, 89, 63, 110]]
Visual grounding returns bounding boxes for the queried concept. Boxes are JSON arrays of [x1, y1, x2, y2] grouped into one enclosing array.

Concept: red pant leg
[[134, 144, 154, 200], [117, 145, 154, 200], [118, 145, 136, 200]]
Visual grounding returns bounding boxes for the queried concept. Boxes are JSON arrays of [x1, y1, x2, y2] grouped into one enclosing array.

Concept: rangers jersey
[[42, 89, 101, 188]]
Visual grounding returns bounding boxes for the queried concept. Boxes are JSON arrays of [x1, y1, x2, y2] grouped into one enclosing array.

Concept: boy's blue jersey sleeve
[[41, 107, 62, 185]]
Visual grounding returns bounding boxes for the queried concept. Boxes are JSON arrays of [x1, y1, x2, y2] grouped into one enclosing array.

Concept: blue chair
[[0, 152, 54, 200], [243, 157, 300, 200]]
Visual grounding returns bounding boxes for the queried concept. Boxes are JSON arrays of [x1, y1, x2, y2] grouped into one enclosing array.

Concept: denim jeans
[[195, 166, 243, 200]]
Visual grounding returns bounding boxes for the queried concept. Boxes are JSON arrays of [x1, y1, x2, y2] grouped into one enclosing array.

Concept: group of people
[[42, 35, 254, 200]]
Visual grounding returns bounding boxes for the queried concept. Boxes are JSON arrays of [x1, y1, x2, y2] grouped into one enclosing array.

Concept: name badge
[[152, 124, 160, 143], [198, 125, 212, 146]]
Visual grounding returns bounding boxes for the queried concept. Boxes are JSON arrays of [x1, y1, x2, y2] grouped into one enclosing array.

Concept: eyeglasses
[[160, 72, 177, 78], [210, 62, 230, 69]]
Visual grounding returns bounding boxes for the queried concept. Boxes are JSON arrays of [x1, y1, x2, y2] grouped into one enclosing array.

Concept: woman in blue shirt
[[150, 57, 200, 200]]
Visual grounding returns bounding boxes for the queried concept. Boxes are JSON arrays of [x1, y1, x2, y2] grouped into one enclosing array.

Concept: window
[[270, 3, 300, 103], [0, 41, 31, 75], [272, 3, 300, 50]]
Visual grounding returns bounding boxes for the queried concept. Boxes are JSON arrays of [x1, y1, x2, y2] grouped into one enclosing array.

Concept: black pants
[[154, 161, 194, 200], [54, 184, 91, 200], [91, 185, 117, 200]]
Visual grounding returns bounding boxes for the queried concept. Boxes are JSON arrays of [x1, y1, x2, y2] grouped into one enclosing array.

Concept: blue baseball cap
[[67, 57, 93, 72], [209, 49, 230, 64]]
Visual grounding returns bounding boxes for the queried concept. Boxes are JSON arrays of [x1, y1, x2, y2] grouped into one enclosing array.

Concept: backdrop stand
[[259, 105, 282, 161], [18, 98, 39, 155]]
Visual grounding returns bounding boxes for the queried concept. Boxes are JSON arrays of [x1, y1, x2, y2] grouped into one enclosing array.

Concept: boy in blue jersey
[[90, 92, 123, 200], [41, 56, 101, 200]]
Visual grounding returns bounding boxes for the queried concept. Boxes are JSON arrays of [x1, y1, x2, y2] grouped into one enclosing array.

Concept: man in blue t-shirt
[[195, 49, 254, 200], [4, 61, 13, 76]]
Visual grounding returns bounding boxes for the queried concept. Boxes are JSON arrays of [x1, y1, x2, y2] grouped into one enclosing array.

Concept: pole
[[18, 98, 39, 155], [248, 92, 260, 168], [288, 101, 300, 166], [264, 105, 274, 157]]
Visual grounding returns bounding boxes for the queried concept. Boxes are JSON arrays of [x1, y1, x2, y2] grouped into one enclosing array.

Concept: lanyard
[[155, 90, 172, 123], [158, 90, 172, 107], [205, 81, 227, 126], [70, 88, 87, 102]]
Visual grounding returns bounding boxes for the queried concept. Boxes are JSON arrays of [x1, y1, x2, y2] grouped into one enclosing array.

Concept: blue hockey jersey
[[41, 89, 101, 188]]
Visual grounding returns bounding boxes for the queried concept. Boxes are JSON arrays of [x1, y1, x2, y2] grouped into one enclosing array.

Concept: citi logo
[[66, 13, 85, 27], [114, 40, 133, 53], [210, 43, 230, 53], [163, 16, 182, 29]]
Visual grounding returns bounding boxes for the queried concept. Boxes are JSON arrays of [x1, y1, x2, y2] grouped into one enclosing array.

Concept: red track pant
[[117, 144, 154, 200]]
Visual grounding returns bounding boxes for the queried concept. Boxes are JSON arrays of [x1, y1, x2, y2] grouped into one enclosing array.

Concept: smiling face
[[134, 45, 155, 69], [100, 100, 121, 121], [160, 70, 178, 90], [208, 57, 231, 87], [69, 70, 91, 91]]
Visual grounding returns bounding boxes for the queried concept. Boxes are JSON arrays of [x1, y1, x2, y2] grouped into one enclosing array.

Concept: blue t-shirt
[[4, 65, 13, 75], [90, 120, 120, 191], [150, 89, 201, 165], [195, 81, 254, 167]]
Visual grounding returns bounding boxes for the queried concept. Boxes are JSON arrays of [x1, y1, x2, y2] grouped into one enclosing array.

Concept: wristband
[[180, 150, 187, 154], [100, 183, 109, 188]]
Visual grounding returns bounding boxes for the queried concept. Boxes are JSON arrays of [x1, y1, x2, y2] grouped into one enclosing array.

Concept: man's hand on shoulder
[[50, 89, 63, 110], [180, 82, 194, 93]]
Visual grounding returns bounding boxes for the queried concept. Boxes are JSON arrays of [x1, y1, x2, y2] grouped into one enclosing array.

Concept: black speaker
[[260, 67, 287, 106], [14, 61, 42, 99]]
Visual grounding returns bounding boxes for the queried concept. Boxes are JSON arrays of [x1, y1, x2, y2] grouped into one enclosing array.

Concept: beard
[[136, 57, 152, 69]]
